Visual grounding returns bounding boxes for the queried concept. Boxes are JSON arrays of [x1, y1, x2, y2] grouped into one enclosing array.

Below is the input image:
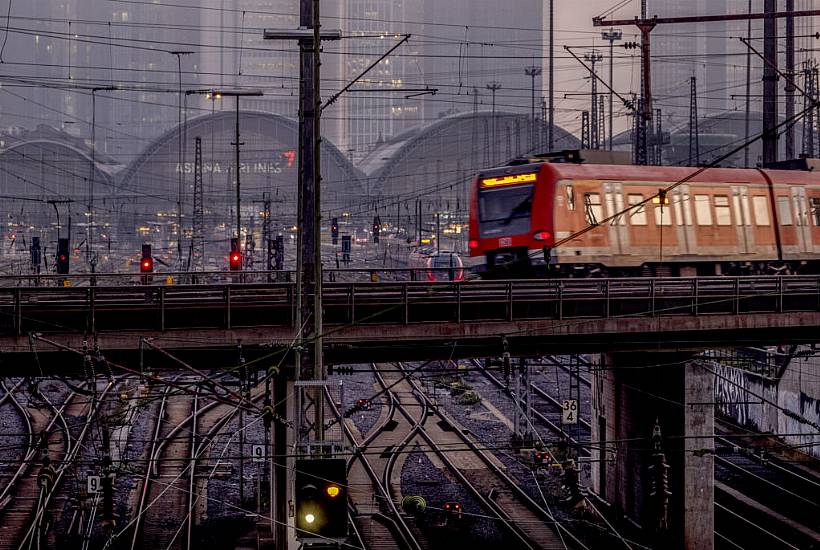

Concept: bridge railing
[[0, 276, 817, 336], [0, 267, 465, 288]]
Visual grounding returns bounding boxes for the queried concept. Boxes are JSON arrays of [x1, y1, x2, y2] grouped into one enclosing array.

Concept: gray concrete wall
[[711, 353, 820, 459]]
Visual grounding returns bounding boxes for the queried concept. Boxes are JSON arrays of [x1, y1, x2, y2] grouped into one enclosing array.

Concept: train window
[[714, 195, 731, 226], [694, 195, 712, 225], [753, 196, 770, 225], [584, 193, 603, 225], [777, 196, 793, 226], [627, 194, 646, 225], [653, 204, 672, 225], [811, 197, 820, 226]]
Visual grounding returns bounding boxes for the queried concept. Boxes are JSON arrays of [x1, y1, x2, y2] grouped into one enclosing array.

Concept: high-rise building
[[0, 0, 201, 159]]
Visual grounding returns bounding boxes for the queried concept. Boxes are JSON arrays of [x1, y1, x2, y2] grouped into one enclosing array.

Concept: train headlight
[[533, 231, 552, 241]]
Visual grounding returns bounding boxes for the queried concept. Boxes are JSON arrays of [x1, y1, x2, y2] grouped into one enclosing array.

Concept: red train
[[468, 160, 820, 277]]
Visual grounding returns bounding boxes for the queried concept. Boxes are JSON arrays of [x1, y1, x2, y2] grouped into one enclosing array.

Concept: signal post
[[264, 5, 343, 549]]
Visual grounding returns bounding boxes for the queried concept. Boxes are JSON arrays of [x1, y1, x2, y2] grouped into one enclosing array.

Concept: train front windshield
[[478, 184, 534, 238]]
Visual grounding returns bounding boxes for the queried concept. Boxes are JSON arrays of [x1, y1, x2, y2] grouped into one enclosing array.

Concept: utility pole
[[487, 81, 502, 160], [525, 66, 542, 151], [601, 28, 622, 151], [584, 51, 603, 150], [89, 86, 116, 276], [744, 0, 752, 167], [802, 61, 816, 157], [762, 0, 778, 165], [599, 95, 606, 150], [785, 0, 795, 160], [192, 136, 204, 271], [689, 77, 700, 166], [169, 51, 193, 269], [594, 8, 820, 167], [264, 19, 340, 549], [581, 111, 590, 149], [548, 0, 554, 152]]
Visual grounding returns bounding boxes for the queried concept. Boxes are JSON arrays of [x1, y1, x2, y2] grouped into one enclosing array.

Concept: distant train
[[408, 248, 465, 282], [468, 160, 820, 277]]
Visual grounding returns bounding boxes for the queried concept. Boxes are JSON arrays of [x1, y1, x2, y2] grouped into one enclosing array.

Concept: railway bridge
[[2, 273, 819, 550]]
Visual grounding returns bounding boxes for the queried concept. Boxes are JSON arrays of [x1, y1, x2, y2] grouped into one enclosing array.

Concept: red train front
[[468, 164, 555, 272]]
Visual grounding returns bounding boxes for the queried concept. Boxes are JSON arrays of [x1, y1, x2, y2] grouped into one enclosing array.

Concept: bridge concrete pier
[[590, 352, 714, 550]]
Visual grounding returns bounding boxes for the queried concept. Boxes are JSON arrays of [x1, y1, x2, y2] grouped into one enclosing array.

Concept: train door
[[731, 186, 753, 254], [791, 186, 811, 254], [604, 182, 625, 255], [672, 185, 695, 255]]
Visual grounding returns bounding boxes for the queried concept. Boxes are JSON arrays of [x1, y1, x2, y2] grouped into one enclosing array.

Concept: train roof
[[478, 162, 820, 186], [537, 163, 820, 186]]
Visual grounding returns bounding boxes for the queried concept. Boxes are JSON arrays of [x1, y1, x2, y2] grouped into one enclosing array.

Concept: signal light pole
[[207, 89, 264, 247]]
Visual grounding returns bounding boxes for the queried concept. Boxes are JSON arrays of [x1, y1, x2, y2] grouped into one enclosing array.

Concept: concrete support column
[[590, 352, 713, 550]]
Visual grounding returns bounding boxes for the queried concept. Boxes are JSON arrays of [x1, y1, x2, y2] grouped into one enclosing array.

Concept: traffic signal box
[[140, 244, 154, 284], [229, 237, 242, 271], [372, 215, 381, 243], [331, 217, 339, 245], [294, 458, 348, 540], [140, 244, 154, 273], [56, 238, 70, 275]]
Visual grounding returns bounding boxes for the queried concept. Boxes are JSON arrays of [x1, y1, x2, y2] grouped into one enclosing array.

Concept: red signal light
[[140, 257, 154, 273], [59, 255, 67, 262], [229, 250, 242, 271]]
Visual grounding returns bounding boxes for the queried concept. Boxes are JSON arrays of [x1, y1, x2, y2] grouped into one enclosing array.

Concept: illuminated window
[[778, 196, 793, 226], [626, 194, 645, 225], [714, 195, 731, 226], [584, 193, 603, 225], [694, 195, 712, 225], [753, 196, 770, 225], [811, 197, 820, 226]]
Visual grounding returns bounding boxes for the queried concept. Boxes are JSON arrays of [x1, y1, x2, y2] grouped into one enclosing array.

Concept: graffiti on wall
[[713, 362, 749, 427]]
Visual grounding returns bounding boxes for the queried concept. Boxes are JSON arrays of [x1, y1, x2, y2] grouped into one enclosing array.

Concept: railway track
[[124, 371, 270, 550], [388, 362, 585, 550], [327, 371, 426, 550], [130, 378, 200, 550], [471, 358, 591, 458], [714, 419, 820, 549], [0, 378, 114, 550]]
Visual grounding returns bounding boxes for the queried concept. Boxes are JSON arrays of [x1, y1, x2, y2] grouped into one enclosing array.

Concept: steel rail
[[396, 362, 590, 550], [325, 378, 424, 550], [384, 364, 554, 550], [472, 359, 591, 457]]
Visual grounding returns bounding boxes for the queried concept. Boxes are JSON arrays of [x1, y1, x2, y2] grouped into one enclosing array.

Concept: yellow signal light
[[305, 513, 315, 524], [480, 172, 537, 188], [326, 484, 341, 498]]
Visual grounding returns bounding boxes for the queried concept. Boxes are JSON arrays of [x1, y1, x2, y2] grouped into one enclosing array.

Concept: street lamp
[[168, 51, 193, 268], [524, 66, 542, 151], [601, 29, 622, 151], [89, 85, 118, 274], [206, 89, 263, 243]]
